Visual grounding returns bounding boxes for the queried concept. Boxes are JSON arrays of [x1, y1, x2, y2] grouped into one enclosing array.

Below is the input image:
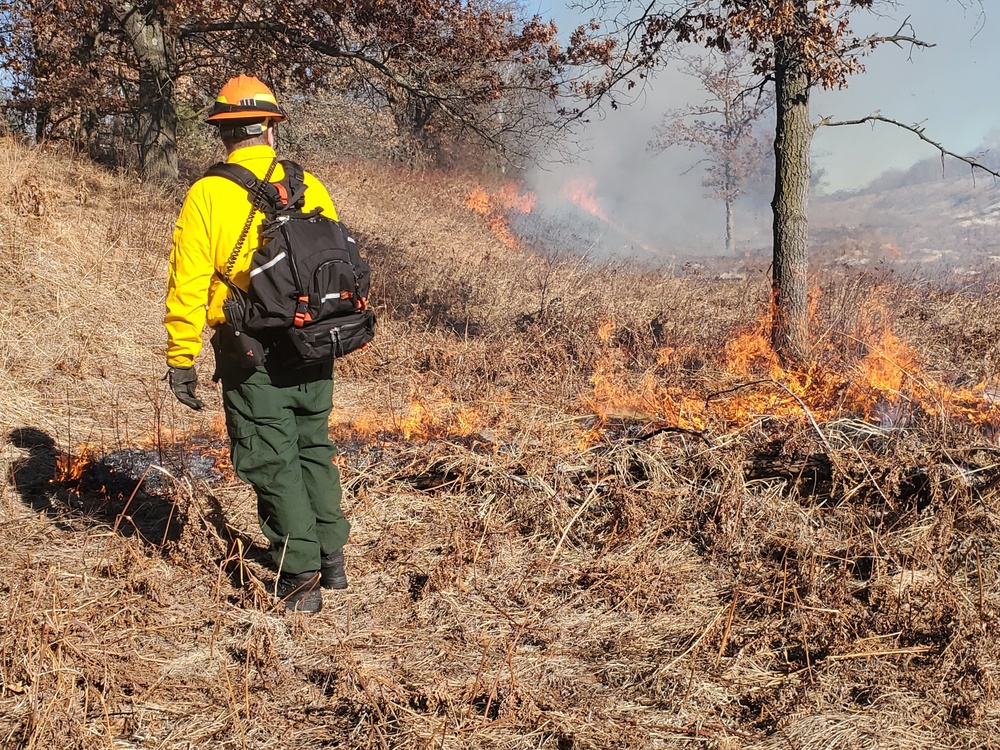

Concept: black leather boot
[[276, 570, 323, 612], [320, 549, 348, 590]]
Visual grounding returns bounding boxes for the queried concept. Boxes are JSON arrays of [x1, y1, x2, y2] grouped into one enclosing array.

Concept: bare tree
[[569, 0, 998, 365], [650, 48, 772, 255]]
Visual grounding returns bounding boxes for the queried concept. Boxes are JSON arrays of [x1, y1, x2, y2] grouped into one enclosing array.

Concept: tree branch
[[179, 18, 508, 147], [844, 17, 935, 55], [817, 113, 1000, 180]]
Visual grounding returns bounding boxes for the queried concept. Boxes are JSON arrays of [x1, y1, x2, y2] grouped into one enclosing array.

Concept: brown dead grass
[[4, 136, 1000, 749]]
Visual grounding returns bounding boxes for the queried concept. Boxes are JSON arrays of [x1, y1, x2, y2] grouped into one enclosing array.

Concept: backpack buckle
[[293, 295, 312, 328]]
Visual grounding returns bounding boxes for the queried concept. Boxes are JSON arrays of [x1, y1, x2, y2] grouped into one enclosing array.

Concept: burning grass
[[5, 137, 1000, 748]]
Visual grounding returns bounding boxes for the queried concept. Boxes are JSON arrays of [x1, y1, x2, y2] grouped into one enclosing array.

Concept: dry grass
[[4, 136, 1000, 749]]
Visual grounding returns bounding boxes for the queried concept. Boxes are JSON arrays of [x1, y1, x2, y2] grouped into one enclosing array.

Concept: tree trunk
[[770, 41, 813, 365], [111, 1, 178, 182], [725, 196, 734, 255], [723, 158, 735, 254], [34, 107, 49, 143]]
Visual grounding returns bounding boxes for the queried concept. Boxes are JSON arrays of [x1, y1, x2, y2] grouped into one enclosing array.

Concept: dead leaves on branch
[[579, 0, 920, 93]]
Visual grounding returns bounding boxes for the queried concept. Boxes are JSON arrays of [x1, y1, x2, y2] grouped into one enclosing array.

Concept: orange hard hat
[[205, 75, 287, 123]]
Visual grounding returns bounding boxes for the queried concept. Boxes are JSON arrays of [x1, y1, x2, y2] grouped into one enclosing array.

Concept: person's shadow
[[8, 427, 60, 515], [7, 426, 274, 593], [8, 426, 188, 546]]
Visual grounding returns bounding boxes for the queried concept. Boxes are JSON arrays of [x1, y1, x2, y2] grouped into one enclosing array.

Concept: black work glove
[[167, 366, 205, 411]]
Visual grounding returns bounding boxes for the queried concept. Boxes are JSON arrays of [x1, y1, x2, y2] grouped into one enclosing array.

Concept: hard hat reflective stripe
[[250, 252, 287, 277], [207, 76, 287, 123]]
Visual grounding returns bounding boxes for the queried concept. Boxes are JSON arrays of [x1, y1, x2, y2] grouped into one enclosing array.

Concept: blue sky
[[811, 0, 996, 191]]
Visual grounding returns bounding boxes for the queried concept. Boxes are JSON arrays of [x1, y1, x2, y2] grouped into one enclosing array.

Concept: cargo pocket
[[226, 418, 259, 485]]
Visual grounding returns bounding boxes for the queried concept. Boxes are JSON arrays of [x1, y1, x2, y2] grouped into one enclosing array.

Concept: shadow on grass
[[8, 425, 187, 547], [8, 427, 268, 566]]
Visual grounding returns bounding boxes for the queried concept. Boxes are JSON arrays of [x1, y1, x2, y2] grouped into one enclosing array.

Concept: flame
[[465, 183, 535, 250], [882, 242, 904, 260], [496, 184, 536, 215], [941, 383, 1000, 429], [583, 290, 1000, 439], [656, 347, 677, 367], [597, 318, 616, 343], [724, 328, 783, 380], [846, 329, 921, 421], [558, 176, 663, 256], [560, 177, 609, 223], [583, 319, 707, 440], [466, 187, 491, 215], [52, 421, 236, 499], [55, 446, 98, 483], [336, 392, 506, 443]]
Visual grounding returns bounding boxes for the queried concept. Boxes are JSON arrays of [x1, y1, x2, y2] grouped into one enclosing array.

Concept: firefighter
[[164, 75, 350, 613]]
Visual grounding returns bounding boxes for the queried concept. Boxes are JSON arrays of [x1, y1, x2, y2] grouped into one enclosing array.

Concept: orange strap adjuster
[[293, 295, 312, 327]]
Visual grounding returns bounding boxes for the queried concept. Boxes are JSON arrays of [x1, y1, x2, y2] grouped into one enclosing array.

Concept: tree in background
[[571, 0, 998, 365], [649, 48, 772, 255], [0, 1, 581, 181]]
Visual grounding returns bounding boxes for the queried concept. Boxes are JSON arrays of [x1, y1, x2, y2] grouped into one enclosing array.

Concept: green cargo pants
[[217, 354, 350, 576]]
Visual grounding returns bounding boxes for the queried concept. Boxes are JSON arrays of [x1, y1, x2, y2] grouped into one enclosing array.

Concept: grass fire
[[5, 135, 1000, 750]]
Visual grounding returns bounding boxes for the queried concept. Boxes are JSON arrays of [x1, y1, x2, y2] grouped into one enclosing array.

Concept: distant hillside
[[680, 143, 1000, 279], [808, 151, 1000, 275], [855, 141, 1000, 196]]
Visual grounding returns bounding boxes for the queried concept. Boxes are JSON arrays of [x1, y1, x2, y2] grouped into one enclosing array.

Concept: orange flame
[[465, 183, 535, 250], [55, 447, 97, 483], [495, 184, 536, 215], [465, 187, 492, 216], [882, 242, 904, 260], [560, 177, 609, 223], [583, 290, 1000, 440], [53, 421, 236, 497], [335, 392, 507, 443], [583, 319, 707, 439], [558, 176, 663, 256]]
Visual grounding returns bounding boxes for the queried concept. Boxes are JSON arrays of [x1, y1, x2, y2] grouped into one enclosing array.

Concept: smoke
[[520, 62, 773, 260]]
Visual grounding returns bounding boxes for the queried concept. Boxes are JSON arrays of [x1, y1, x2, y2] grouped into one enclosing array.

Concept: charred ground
[[3, 138, 1000, 749]]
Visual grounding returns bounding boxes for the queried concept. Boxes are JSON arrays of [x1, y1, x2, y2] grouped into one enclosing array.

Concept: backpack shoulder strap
[[277, 160, 308, 209], [204, 161, 284, 211], [203, 158, 281, 280], [204, 162, 258, 191], [279, 160, 304, 182]]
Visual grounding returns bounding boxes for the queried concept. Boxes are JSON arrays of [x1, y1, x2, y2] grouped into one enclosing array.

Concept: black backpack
[[206, 159, 375, 366]]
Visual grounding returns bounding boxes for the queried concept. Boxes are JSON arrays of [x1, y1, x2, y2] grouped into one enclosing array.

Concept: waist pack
[[207, 159, 376, 367]]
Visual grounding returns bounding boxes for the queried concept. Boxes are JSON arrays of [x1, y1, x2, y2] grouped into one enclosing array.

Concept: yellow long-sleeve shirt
[[165, 145, 338, 368]]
